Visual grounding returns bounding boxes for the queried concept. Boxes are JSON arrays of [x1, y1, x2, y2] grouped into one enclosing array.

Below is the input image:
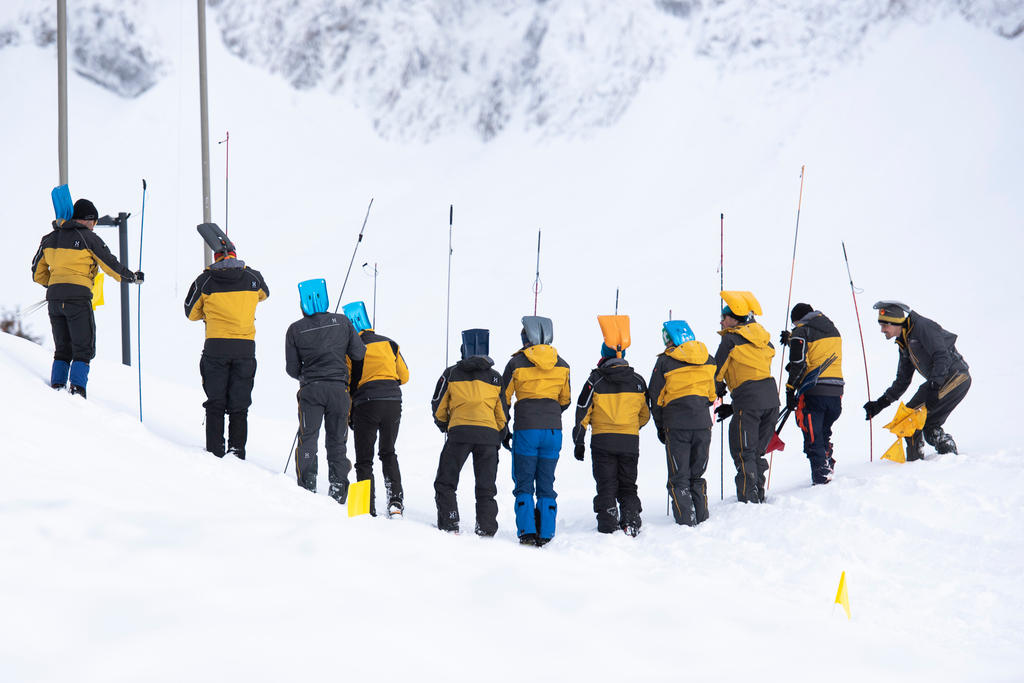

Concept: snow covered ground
[[1, 4, 1023, 681]]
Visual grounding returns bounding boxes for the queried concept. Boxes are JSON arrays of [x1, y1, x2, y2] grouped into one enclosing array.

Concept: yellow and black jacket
[[714, 321, 778, 409], [572, 358, 650, 454], [648, 340, 717, 432], [786, 311, 844, 397], [184, 259, 269, 358], [431, 355, 508, 445], [32, 220, 134, 300], [501, 344, 571, 431], [349, 329, 409, 406]]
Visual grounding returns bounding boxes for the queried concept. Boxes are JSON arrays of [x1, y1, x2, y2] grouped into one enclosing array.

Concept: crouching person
[[431, 329, 507, 536], [285, 279, 366, 501], [648, 320, 716, 526], [572, 341, 650, 536]]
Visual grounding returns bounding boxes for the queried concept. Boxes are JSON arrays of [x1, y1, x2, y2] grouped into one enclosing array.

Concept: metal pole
[[218, 131, 229, 234], [533, 230, 542, 315], [57, 0, 68, 185], [118, 212, 131, 366], [372, 262, 378, 328], [332, 198, 374, 313], [843, 242, 874, 462], [719, 212, 725, 501], [197, 0, 213, 266], [445, 205, 453, 366]]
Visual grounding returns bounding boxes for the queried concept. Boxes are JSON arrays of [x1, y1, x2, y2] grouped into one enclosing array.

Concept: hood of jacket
[[457, 355, 494, 371], [666, 340, 710, 364], [522, 344, 558, 370], [208, 258, 248, 283], [719, 321, 771, 348]]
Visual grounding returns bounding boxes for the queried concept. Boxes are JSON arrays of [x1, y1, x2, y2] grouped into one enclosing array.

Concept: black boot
[[205, 410, 225, 458], [328, 481, 348, 504], [905, 432, 925, 461], [227, 411, 247, 460], [69, 384, 87, 399]]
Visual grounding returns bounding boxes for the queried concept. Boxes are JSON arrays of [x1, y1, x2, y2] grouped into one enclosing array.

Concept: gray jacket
[[285, 312, 366, 386], [879, 311, 969, 405]]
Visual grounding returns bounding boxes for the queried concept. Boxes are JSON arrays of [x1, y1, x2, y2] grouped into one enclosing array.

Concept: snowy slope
[[2, 2, 1024, 681], [2, 320, 1022, 682]]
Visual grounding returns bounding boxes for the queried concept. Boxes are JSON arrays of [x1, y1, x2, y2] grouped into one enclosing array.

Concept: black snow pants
[[200, 354, 256, 458], [665, 427, 711, 526], [797, 394, 842, 485], [907, 372, 971, 444], [591, 448, 641, 533], [48, 298, 95, 362], [295, 381, 352, 490], [351, 399, 403, 515], [728, 405, 779, 503], [433, 439, 499, 535]]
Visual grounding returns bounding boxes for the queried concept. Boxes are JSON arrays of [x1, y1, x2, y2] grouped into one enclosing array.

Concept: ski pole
[[445, 204, 453, 366], [768, 166, 806, 492], [843, 241, 873, 461], [362, 262, 379, 327], [719, 212, 725, 501], [332, 198, 374, 313], [218, 131, 229, 234], [533, 230, 542, 315], [138, 179, 146, 422], [283, 430, 298, 474]]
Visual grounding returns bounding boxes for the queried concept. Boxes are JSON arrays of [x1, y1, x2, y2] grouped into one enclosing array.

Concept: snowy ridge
[[1, 323, 1021, 681], [2, 0, 1021, 138]]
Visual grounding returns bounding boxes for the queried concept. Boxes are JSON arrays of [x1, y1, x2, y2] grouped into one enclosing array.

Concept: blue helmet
[[298, 279, 329, 316], [662, 320, 695, 346], [343, 301, 372, 332]]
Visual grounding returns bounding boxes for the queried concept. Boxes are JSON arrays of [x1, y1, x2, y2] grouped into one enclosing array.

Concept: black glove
[[715, 404, 733, 422], [502, 432, 513, 452], [779, 330, 791, 347], [786, 390, 798, 411], [574, 443, 585, 461], [716, 385, 727, 399], [133, 270, 145, 284], [434, 420, 448, 433], [863, 400, 885, 420]]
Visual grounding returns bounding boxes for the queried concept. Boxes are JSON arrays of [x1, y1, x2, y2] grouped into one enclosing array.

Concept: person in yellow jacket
[[184, 237, 269, 459], [345, 301, 410, 518], [431, 329, 508, 536], [713, 292, 779, 504], [780, 303, 844, 484], [501, 316, 571, 546], [572, 343, 650, 536], [31, 198, 143, 398], [647, 321, 717, 526]]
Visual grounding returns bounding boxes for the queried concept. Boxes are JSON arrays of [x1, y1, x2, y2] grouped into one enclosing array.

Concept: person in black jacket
[[572, 344, 650, 535], [31, 198, 143, 398], [864, 302, 970, 459], [781, 303, 844, 485], [285, 279, 366, 501], [430, 329, 508, 536], [184, 239, 269, 459]]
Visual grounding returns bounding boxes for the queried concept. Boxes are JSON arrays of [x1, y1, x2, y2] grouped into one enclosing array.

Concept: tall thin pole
[[445, 205, 453, 366], [57, 0, 68, 185], [843, 242, 873, 462], [533, 230, 542, 315], [372, 262, 378, 328], [197, 0, 213, 266], [777, 165, 806, 392], [614, 288, 619, 315], [332, 198, 374, 313], [719, 212, 725, 501], [218, 131, 229, 234], [138, 179, 147, 422]]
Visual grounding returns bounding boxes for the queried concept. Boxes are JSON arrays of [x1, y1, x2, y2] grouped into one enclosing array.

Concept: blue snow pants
[[511, 428, 561, 539]]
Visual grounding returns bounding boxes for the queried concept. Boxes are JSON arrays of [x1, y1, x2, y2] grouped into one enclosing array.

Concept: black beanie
[[72, 199, 98, 221], [791, 303, 813, 324]]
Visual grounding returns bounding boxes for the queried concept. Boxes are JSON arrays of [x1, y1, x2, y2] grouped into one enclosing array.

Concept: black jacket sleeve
[[285, 326, 301, 380], [647, 359, 665, 432], [880, 348, 915, 406]]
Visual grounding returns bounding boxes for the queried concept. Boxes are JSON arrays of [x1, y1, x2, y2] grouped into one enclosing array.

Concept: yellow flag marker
[[92, 272, 105, 311], [347, 479, 371, 517], [881, 439, 906, 463], [834, 571, 851, 619]]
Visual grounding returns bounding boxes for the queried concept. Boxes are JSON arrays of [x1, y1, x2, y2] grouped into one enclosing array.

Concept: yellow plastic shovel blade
[[347, 480, 371, 517]]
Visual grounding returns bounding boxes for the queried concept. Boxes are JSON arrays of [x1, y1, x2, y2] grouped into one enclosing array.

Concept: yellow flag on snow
[[883, 402, 927, 438], [835, 571, 851, 619], [92, 271, 105, 310], [347, 480, 371, 517], [881, 439, 906, 463]]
